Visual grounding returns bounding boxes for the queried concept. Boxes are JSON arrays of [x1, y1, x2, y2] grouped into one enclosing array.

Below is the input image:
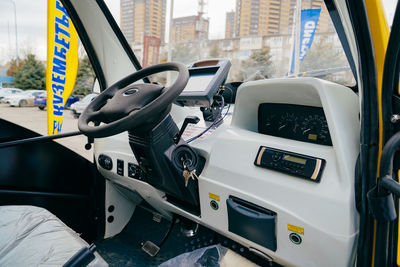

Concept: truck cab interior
[[1, 0, 400, 266]]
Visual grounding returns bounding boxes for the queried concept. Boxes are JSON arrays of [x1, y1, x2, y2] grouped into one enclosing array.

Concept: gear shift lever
[[173, 116, 200, 144]]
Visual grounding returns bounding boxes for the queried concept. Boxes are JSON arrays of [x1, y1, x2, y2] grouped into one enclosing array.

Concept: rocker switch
[[117, 159, 124, 176]]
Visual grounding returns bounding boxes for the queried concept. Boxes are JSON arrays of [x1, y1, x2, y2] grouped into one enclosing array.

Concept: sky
[[0, 0, 396, 65]]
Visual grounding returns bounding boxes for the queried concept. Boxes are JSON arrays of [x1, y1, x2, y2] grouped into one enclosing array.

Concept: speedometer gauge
[[301, 115, 329, 143], [258, 103, 332, 146], [278, 113, 298, 134]]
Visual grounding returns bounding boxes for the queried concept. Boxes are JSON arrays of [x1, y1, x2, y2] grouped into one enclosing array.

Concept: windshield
[[106, 0, 355, 86]]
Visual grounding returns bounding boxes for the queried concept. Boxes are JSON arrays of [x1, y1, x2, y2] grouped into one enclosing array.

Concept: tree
[[14, 54, 45, 90], [300, 37, 352, 84], [300, 37, 347, 71], [171, 43, 199, 65], [208, 44, 221, 58], [73, 56, 95, 96], [6, 59, 23, 77], [240, 47, 274, 80]]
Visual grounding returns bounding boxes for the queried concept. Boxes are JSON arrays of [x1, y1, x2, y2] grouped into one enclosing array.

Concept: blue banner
[[289, 8, 321, 75]]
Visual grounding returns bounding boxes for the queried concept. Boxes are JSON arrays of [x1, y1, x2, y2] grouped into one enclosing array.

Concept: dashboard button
[[272, 153, 282, 161]]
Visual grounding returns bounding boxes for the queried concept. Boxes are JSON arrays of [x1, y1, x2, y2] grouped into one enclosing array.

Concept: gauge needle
[[279, 125, 286, 131], [303, 128, 311, 134]]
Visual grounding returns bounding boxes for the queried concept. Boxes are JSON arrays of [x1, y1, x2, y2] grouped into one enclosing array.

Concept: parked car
[[0, 88, 23, 103], [33, 93, 80, 110], [33, 92, 47, 110], [5, 90, 45, 107], [70, 93, 97, 118]]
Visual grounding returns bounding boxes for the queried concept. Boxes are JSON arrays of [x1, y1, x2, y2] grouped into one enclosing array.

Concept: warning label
[[182, 124, 215, 141]]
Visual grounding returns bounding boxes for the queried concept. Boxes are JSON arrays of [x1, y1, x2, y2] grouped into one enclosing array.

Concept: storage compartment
[[227, 196, 277, 251]]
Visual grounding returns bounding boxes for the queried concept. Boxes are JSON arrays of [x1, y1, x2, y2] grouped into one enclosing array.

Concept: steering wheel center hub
[[78, 62, 189, 138], [123, 88, 139, 96]]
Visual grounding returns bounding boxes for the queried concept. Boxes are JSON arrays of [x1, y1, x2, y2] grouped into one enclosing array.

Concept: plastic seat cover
[[0, 205, 108, 266]]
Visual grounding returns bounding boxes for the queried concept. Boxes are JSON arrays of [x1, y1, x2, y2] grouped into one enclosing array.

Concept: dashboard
[[94, 77, 360, 267], [258, 103, 332, 146]]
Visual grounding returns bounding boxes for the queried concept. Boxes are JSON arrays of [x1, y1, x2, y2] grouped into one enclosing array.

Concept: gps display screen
[[183, 73, 215, 92]]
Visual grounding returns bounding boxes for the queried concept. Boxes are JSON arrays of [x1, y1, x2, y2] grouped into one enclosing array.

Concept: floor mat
[[96, 205, 276, 267], [96, 205, 217, 266]]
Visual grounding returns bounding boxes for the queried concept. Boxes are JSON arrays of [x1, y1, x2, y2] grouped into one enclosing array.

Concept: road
[[0, 104, 93, 162]]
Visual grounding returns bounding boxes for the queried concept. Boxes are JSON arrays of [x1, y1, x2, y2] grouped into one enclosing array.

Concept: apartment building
[[232, 0, 332, 37], [120, 0, 166, 46], [171, 15, 209, 43], [225, 11, 235, 39]]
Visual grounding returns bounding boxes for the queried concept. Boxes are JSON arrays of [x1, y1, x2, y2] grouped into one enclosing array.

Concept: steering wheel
[[78, 62, 189, 138]]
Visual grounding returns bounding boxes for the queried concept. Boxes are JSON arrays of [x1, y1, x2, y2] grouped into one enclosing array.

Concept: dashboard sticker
[[182, 124, 215, 141], [209, 192, 220, 202], [288, 224, 304, 235]]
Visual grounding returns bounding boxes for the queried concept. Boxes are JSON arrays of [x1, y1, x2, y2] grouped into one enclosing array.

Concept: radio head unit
[[254, 146, 326, 183], [176, 59, 231, 107]]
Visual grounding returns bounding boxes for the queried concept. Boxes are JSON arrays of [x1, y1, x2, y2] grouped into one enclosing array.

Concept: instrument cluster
[[258, 103, 332, 146]]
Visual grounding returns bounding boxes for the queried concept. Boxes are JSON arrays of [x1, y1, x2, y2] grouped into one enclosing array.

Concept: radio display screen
[[284, 155, 307, 165]]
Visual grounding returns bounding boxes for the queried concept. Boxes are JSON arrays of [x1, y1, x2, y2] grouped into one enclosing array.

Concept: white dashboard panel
[[94, 77, 360, 267]]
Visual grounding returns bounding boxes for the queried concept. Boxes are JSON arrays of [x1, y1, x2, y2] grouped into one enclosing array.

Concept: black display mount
[[176, 59, 231, 107]]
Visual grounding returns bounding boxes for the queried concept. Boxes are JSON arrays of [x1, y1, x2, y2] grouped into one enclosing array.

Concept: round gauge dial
[[301, 115, 329, 143], [278, 113, 298, 134], [263, 114, 276, 130]]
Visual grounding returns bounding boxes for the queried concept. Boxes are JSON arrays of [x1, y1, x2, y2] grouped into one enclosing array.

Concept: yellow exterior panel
[[364, 0, 390, 265]]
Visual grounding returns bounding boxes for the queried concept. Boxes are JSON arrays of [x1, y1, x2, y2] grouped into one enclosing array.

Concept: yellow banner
[[46, 0, 78, 135]]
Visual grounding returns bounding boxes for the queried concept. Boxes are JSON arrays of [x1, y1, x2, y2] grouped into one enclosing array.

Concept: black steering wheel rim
[[78, 62, 189, 138]]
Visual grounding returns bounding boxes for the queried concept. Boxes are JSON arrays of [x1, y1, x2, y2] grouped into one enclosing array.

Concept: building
[[225, 11, 235, 39], [234, 0, 290, 37], [206, 31, 347, 79], [171, 15, 209, 43], [142, 36, 161, 67], [0, 67, 14, 88], [233, 0, 332, 38], [120, 0, 166, 46]]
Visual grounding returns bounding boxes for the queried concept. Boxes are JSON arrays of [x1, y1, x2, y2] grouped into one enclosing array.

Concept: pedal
[[180, 217, 199, 237], [142, 240, 160, 257], [152, 212, 162, 223]]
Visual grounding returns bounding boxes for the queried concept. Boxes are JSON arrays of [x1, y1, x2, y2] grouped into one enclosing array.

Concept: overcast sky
[[0, 0, 396, 65]]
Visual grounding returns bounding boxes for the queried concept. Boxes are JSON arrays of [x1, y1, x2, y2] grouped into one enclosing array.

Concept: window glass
[[0, 0, 99, 160], [0, 0, 358, 159], [383, 0, 397, 26], [105, 0, 355, 86]]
